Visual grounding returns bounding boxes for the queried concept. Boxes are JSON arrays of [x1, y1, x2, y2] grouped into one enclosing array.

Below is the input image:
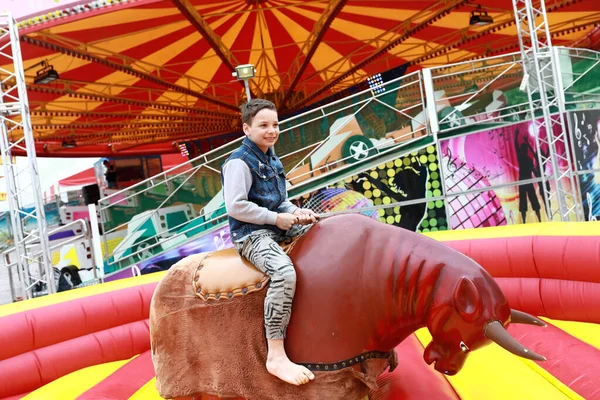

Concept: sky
[[0, 156, 98, 212]]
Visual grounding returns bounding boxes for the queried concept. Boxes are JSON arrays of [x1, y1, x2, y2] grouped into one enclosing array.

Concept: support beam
[[52, 125, 233, 143], [279, 0, 347, 110], [289, 0, 469, 111], [29, 109, 231, 122], [25, 77, 224, 112], [0, 14, 55, 300], [30, 121, 233, 131], [21, 35, 240, 111], [26, 85, 238, 118], [170, 0, 255, 97], [406, 0, 590, 68], [430, 19, 600, 70], [171, 0, 239, 70], [513, 0, 581, 221]]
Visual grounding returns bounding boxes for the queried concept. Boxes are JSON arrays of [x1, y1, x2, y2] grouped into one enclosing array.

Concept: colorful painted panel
[[295, 145, 446, 233], [440, 118, 574, 227], [569, 109, 600, 220]]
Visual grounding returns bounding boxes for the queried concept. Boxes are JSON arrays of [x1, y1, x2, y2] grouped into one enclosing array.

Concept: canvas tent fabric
[[57, 153, 191, 187]]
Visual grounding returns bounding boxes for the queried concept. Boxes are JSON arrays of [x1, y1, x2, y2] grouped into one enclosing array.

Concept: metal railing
[[97, 46, 600, 276], [1, 219, 96, 301], [428, 51, 532, 134], [98, 70, 433, 273]]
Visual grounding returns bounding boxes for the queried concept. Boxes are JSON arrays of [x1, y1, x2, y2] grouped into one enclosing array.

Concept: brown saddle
[[192, 248, 269, 301]]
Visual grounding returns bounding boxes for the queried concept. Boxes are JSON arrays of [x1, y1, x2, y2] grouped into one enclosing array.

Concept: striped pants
[[234, 224, 311, 340]]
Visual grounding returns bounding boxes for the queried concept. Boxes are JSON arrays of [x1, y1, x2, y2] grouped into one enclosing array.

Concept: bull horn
[[485, 321, 546, 361], [511, 310, 547, 327]]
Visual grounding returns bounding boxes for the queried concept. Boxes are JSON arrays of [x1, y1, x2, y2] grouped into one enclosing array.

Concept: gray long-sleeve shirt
[[222, 159, 298, 228]]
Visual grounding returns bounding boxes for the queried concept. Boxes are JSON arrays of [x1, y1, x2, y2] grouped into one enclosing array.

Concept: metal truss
[[0, 14, 55, 299], [512, 0, 581, 221]]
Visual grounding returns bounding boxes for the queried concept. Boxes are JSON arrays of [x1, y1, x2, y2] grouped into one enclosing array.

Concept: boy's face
[[243, 108, 279, 153]]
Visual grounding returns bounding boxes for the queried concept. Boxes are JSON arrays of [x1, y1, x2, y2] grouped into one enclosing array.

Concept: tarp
[[58, 153, 191, 187]]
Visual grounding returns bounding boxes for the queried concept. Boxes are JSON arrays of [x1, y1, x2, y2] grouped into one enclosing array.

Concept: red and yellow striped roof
[[7, 0, 600, 157]]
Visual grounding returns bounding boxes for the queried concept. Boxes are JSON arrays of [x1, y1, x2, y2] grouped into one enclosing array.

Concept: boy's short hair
[[240, 98, 277, 126]]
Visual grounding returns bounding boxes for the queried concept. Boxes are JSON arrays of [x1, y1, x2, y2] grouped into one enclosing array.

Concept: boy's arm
[[276, 192, 298, 214], [222, 159, 278, 226]]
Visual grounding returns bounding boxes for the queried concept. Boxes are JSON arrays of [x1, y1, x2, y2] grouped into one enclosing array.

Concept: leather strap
[[298, 350, 396, 372]]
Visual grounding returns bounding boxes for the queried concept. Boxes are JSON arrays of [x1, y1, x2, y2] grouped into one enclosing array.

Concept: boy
[[221, 98, 318, 386]]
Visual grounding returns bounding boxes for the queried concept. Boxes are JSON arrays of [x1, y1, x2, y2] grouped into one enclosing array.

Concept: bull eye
[[460, 341, 469, 352]]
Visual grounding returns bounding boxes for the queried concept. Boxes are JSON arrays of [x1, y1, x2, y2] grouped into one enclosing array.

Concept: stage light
[[62, 140, 76, 148], [470, 5, 493, 26], [233, 64, 256, 80], [178, 143, 189, 157], [367, 73, 386, 95], [29, 61, 59, 85], [232, 64, 255, 100]]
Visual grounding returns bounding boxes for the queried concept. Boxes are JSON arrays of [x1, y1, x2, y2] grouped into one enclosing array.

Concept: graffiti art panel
[[440, 118, 573, 227], [569, 109, 600, 220], [295, 145, 447, 233]]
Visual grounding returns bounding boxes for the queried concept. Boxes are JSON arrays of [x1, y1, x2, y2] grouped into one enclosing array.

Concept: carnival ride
[[0, 221, 599, 399]]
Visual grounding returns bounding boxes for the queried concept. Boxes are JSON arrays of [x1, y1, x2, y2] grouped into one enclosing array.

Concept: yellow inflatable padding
[[129, 377, 165, 400], [21, 357, 135, 400], [424, 221, 600, 242], [544, 318, 600, 351], [413, 329, 582, 400]]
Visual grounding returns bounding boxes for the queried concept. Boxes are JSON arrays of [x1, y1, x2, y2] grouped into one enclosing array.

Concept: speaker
[[82, 184, 100, 205]]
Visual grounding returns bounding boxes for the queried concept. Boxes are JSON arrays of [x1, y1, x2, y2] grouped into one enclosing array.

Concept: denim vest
[[222, 137, 287, 241]]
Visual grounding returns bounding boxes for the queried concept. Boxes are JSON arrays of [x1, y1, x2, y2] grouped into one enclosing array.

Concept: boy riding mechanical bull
[[149, 99, 546, 400]]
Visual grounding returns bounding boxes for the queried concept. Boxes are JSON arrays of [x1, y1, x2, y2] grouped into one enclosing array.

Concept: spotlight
[[31, 61, 59, 84], [232, 64, 255, 100], [470, 5, 493, 26], [232, 64, 256, 80], [61, 140, 76, 148]]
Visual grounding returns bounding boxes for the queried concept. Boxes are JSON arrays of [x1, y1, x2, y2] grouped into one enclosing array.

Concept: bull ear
[[453, 277, 482, 322]]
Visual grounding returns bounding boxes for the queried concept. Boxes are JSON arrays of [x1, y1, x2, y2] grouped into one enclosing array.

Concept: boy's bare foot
[[266, 355, 315, 385], [266, 338, 315, 385]]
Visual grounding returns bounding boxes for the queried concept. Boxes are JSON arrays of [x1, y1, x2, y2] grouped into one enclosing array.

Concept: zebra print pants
[[234, 224, 311, 340]]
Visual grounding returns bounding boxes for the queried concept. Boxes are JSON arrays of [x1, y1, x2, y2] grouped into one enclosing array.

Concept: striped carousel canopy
[[7, 0, 600, 157]]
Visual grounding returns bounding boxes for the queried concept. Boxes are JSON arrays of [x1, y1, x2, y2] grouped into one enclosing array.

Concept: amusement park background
[[1, 0, 600, 398]]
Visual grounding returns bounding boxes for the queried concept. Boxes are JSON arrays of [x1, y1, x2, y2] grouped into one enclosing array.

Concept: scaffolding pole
[[0, 14, 55, 299], [512, 0, 581, 222]]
